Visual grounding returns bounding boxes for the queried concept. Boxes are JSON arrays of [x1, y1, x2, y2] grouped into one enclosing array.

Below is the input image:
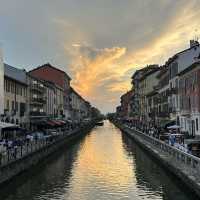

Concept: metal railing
[[121, 123, 200, 173], [0, 123, 92, 168]]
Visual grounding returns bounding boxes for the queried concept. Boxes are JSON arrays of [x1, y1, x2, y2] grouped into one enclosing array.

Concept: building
[[45, 81, 64, 118], [27, 74, 47, 130], [29, 63, 71, 119], [70, 88, 92, 121], [119, 90, 133, 119], [155, 66, 170, 126], [130, 69, 145, 120], [116, 106, 122, 118], [0, 49, 4, 115], [167, 40, 200, 124], [138, 65, 160, 123], [118, 40, 200, 132], [3, 64, 28, 128], [179, 61, 200, 136]]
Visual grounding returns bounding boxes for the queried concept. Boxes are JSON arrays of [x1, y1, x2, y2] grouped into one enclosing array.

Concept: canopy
[[159, 120, 176, 128], [167, 125, 180, 129], [46, 120, 56, 127]]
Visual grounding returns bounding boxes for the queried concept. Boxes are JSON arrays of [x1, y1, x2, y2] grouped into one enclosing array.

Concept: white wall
[[178, 46, 200, 73], [0, 49, 4, 114]]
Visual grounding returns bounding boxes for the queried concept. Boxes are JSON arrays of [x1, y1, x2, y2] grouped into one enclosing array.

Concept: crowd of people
[[121, 119, 192, 154], [0, 121, 88, 166]]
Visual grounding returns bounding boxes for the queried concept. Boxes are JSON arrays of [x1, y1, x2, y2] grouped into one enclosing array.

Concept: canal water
[[0, 121, 197, 200]]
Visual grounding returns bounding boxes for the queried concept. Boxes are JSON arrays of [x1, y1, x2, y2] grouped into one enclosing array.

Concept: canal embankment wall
[[111, 120, 200, 197], [0, 122, 95, 185]]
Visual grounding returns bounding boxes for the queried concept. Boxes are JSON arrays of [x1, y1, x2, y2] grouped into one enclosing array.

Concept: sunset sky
[[0, 0, 200, 113]]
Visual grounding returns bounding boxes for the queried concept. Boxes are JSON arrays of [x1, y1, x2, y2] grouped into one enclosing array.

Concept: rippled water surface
[[0, 121, 197, 200]]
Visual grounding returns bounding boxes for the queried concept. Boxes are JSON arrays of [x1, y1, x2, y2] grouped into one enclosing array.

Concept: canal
[[0, 120, 197, 200]]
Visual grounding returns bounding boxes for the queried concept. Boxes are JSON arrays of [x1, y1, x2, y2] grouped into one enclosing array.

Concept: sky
[[0, 0, 200, 113]]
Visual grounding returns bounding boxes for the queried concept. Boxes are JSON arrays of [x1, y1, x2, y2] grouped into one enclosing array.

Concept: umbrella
[[167, 125, 180, 129]]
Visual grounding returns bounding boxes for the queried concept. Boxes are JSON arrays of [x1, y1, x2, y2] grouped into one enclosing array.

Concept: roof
[[131, 68, 145, 79], [156, 65, 168, 78], [178, 61, 200, 76], [146, 90, 158, 97], [45, 80, 64, 91], [70, 87, 87, 102], [4, 64, 27, 85], [29, 63, 71, 80], [139, 67, 160, 81], [165, 43, 200, 66]]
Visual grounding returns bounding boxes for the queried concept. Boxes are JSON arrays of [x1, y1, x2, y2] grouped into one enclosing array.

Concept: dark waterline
[[0, 121, 197, 200]]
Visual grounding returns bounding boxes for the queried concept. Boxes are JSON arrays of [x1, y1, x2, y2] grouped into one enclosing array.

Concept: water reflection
[[122, 132, 196, 200], [0, 121, 197, 200]]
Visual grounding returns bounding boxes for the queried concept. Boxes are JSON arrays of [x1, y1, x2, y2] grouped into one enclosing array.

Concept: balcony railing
[[29, 111, 46, 117], [168, 87, 178, 96], [30, 84, 45, 93], [30, 97, 46, 105], [169, 107, 176, 113]]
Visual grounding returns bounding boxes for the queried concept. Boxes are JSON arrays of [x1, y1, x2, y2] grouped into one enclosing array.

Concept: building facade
[[3, 64, 28, 128], [0, 49, 4, 114], [119, 90, 133, 119], [179, 62, 200, 136], [45, 81, 64, 118], [70, 88, 92, 121], [138, 65, 160, 122], [27, 74, 47, 130], [155, 66, 170, 126], [29, 63, 71, 119], [131, 69, 145, 120]]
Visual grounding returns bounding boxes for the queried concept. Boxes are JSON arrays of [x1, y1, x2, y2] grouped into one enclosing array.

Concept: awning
[[46, 120, 66, 127], [167, 125, 180, 129], [52, 120, 62, 126], [46, 120, 56, 127], [57, 120, 66, 125], [159, 120, 176, 128], [0, 122, 19, 129]]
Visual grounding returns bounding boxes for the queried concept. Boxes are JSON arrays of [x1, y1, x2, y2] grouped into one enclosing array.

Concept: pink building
[[179, 61, 200, 136]]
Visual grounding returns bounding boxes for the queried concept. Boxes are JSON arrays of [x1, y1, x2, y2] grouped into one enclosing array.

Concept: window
[[6, 100, 9, 110], [33, 80, 37, 84], [12, 101, 14, 110], [196, 118, 199, 131], [7, 81, 10, 92], [24, 87, 27, 97], [20, 86, 22, 96], [15, 102, 18, 112], [20, 103, 26, 117]]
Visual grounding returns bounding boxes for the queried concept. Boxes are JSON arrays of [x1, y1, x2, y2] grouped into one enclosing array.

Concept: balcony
[[30, 111, 46, 117], [169, 107, 176, 113], [30, 84, 45, 93], [30, 97, 46, 105], [168, 87, 178, 96], [157, 111, 170, 118]]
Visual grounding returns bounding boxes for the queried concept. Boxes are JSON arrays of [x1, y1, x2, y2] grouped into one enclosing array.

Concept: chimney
[[190, 40, 199, 48]]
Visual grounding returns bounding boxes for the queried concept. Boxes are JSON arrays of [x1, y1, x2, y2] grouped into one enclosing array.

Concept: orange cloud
[[69, 45, 127, 97]]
